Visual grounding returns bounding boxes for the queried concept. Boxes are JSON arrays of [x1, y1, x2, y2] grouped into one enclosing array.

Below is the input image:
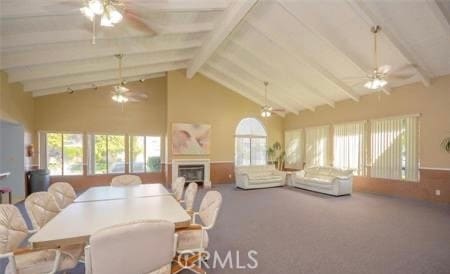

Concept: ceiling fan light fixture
[[261, 110, 272, 118], [364, 78, 387, 90], [88, 0, 104, 15], [112, 94, 128, 103], [100, 14, 114, 27], [80, 7, 94, 21], [106, 5, 123, 24]]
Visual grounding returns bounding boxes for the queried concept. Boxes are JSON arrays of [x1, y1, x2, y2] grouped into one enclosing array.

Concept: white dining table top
[[29, 195, 191, 248], [74, 183, 171, 202]]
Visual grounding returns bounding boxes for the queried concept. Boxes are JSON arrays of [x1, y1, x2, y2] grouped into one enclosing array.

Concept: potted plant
[[267, 142, 285, 170]]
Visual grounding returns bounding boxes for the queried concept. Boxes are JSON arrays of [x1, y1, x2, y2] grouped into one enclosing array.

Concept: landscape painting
[[172, 123, 211, 155]]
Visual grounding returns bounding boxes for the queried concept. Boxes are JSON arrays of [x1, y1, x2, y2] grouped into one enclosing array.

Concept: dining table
[[28, 183, 191, 249]]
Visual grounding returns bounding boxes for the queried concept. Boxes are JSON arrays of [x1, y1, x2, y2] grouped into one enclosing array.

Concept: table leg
[[9, 191, 12, 204]]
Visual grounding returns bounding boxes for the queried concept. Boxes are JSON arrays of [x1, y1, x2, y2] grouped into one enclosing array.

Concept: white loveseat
[[235, 165, 286, 189], [293, 166, 353, 196]]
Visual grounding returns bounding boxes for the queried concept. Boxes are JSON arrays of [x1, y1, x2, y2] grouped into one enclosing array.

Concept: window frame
[[129, 135, 162, 174], [235, 118, 268, 166], [87, 133, 126, 175], [39, 131, 84, 177]]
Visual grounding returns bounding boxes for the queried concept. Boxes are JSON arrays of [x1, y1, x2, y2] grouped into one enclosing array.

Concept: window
[[305, 126, 329, 167], [129, 136, 161, 173], [333, 121, 366, 175], [370, 115, 418, 181], [44, 132, 83, 176], [235, 118, 267, 166], [285, 129, 303, 169], [88, 134, 125, 174]]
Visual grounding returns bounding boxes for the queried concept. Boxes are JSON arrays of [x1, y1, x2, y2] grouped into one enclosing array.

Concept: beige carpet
[[6, 184, 450, 274]]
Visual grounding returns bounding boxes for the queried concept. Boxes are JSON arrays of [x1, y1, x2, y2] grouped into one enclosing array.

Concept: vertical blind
[[284, 129, 303, 169], [333, 121, 366, 175], [305, 126, 329, 167], [404, 116, 419, 181], [370, 115, 418, 181]]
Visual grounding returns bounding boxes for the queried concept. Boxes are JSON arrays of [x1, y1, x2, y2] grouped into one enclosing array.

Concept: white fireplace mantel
[[172, 159, 210, 183]]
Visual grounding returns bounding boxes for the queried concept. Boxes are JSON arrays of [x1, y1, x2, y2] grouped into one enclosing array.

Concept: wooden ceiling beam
[[186, 0, 259, 78], [346, 0, 432, 87], [215, 50, 317, 111], [1, 24, 212, 50], [32, 73, 166, 97], [200, 65, 279, 115], [246, 17, 360, 102], [277, 0, 390, 95], [224, 39, 334, 108], [0, 35, 202, 69], [207, 59, 299, 114], [7, 48, 195, 83], [0, 0, 228, 19], [22, 61, 187, 92]]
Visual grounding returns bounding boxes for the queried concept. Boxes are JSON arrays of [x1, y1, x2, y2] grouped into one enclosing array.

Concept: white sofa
[[235, 165, 286, 189], [293, 166, 353, 196]]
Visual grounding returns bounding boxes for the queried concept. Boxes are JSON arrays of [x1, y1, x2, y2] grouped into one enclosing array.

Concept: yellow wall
[[0, 71, 34, 132], [34, 77, 167, 136], [167, 70, 284, 162], [284, 74, 450, 169]]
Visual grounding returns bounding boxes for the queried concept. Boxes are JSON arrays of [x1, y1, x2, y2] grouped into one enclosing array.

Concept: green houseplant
[[267, 141, 285, 170]]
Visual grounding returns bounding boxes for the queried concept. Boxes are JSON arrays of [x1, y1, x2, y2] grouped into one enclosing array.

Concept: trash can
[[27, 169, 50, 194]]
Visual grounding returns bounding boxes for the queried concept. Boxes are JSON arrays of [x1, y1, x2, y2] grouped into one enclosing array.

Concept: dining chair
[[110, 174, 142, 186], [172, 176, 185, 192], [183, 182, 198, 212], [48, 182, 76, 209], [25, 191, 61, 230], [0, 204, 82, 274], [84, 220, 177, 274], [173, 191, 223, 274], [173, 178, 185, 202]]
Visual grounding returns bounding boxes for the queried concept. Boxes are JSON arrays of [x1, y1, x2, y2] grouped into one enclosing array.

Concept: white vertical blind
[[305, 126, 329, 167], [285, 129, 303, 169], [404, 116, 419, 181], [370, 115, 418, 181], [333, 121, 366, 175]]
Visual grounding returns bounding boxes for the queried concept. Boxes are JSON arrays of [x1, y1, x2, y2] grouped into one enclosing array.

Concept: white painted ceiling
[[1, 0, 449, 113]]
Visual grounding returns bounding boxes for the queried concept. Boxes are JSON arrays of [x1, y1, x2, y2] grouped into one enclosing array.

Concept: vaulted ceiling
[[1, 0, 449, 113]]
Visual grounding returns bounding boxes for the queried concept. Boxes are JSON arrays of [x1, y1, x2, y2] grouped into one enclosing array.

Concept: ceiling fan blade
[[123, 9, 156, 34], [126, 97, 145, 103], [271, 108, 286, 112], [341, 76, 369, 81], [388, 74, 415, 81], [127, 93, 148, 99], [378, 65, 392, 74]]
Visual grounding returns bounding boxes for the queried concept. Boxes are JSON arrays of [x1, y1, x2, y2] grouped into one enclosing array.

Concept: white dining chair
[[183, 182, 198, 212], [110, 174, 142, 186], [173, 178, 185, 202], [84, 220, 178, 274], [174, 191, 223, 274], [25, 191, 61, 230], [172, 176, 185, 192], [0, 204, 81, 274], [48, 182, 76, 209]]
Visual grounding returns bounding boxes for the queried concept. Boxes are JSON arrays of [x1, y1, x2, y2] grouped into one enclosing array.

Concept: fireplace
[[172, 159, 210, 185], [178, 165, 205, 183]]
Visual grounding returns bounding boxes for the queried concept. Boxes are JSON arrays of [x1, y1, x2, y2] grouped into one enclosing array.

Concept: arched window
[[235, 118, 267, 166]]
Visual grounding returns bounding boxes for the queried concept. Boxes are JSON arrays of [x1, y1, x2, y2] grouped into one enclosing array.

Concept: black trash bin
[[27, 169, 50, 194]]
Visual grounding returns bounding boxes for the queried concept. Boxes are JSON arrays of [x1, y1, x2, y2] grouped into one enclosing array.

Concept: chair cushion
[[0, 205, 28, 254], [177, 229, 209, 251], [5, 245, 83, 274]]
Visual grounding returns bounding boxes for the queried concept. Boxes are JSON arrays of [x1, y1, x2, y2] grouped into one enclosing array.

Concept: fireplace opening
[[178, 165, 205, 183]]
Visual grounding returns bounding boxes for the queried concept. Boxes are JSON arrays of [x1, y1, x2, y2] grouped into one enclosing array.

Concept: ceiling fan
[[261, 82, 285, 118], [349, 25, 416, 91], [111, 54, 148, 104], [77, 0, 154, 44]]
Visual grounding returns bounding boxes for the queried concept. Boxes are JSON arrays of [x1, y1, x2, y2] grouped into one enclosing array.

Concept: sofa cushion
[[249, 175, 282, 182]]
